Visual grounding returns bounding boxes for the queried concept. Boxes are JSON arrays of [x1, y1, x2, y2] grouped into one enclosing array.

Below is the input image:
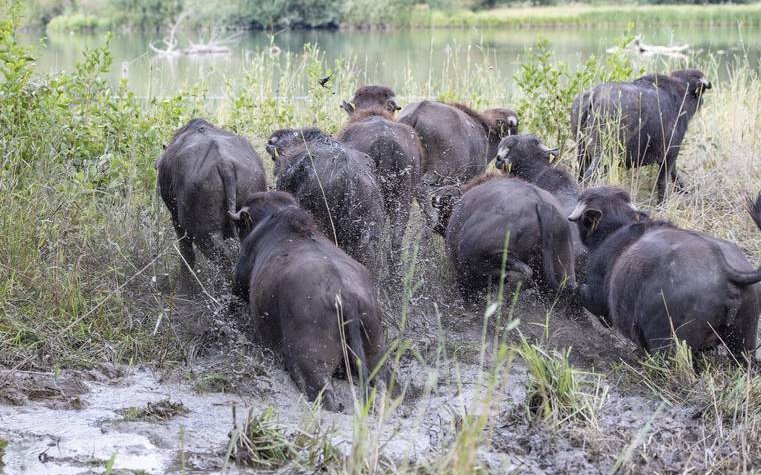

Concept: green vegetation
[[416, 3, 761, 28], [226, 407, 297, 469], [0, 438, 7, 466], [25, 0, 761, 33], [519, 338, 607, 426], [120, 398, 188, 421]]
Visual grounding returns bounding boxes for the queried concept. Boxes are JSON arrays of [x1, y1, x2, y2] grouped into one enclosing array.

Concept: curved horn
[[386, 98, 401, 112], [568, 202, 587, 222], [341, 100, 355, 113], [541, 144, 560, 157], [228, 206, 249, 221]]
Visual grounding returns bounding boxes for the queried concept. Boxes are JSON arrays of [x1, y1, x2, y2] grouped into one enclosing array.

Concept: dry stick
[[172, 242, 221, 308]]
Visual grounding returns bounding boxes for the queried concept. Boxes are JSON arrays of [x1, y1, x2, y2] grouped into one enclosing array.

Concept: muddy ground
[[1, 224, 759, 474]]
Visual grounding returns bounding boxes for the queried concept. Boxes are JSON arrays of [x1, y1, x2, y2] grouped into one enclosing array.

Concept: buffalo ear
[[581, 208, 603, 231], [341, 100, 355, 113], [385, 98, 401, 112]]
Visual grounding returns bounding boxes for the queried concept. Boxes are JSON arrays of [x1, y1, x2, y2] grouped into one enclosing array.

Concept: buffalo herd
[[157, 70, 761, 410]]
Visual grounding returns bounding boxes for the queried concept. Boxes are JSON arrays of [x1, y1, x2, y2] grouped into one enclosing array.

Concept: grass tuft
[[226, 407, 296, 469], [519, 338, 607, 428], [120, 398, 188, 422]]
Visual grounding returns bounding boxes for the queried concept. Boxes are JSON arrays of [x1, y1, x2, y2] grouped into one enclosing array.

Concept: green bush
[[512, 35, 639, 157]]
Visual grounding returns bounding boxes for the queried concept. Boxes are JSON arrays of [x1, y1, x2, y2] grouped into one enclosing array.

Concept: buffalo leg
[[656, 161, 670, 203], [172, 221, 196, 291], [294, 361, 342, 412], [671, 165, 688, 193], [724, 294, 760, 365], [388, 203, 410, 287], [196, 233, 234, 274]]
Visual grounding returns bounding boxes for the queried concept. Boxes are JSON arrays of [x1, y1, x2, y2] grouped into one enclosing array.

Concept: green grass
[[518, 338, 608, 427], [120, 399, 188, 422], [46, 13, 114, 33], [413, 3, 761, 28]]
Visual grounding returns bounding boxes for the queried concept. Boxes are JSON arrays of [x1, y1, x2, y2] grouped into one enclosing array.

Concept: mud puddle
[[0, 290, 725, 474], [0, 356, 529, 474]]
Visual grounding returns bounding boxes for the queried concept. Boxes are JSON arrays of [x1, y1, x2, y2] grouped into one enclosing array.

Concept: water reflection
[[20, 25, 761, 97]]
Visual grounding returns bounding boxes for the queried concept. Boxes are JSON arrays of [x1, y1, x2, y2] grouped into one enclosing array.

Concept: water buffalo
[[435, 174, 576, 303], [231, 191, 389, 411], [494, 134, 586, 270], [341, 85, 401, 115], [338, 103, 422, 282], [399, 100, 518, 227], [572, 69, 711, 202], [494, 134, 575, 214], [265, 128, 386, 273], [156, 118, 266, 282], [569, 187, 761, 359]]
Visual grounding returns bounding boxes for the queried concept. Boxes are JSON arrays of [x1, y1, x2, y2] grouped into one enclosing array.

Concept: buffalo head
[[229, 191, 299, 239], [430, 184, 462, 236], [265, 128, 326, 160], [568, 186, 649, 249], [495, 134, 559, 173], [670, 69, 712, 97], [341, 85, 400, 115], [482, 108, 519, 138]]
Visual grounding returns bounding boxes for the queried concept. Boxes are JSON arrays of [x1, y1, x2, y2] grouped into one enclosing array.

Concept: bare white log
[[607, 35, 689, 58]]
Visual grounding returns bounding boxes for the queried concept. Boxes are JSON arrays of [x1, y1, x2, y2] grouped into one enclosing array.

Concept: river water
[[20, 25, 761, 97]]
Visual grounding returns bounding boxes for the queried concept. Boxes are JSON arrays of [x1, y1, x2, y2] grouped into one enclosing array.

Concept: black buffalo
[[399, 101, 518, 227], [231, 191, 389, 411], [494, 134, 586, 267], [265, 128, 385, 273], [435, 174, 576, 303], [572, 69, 711, 202], [341, 85, 401, 115], [569, 187, 761, 358], [156, 118, 266, 280], [339, 96, 422, 281]]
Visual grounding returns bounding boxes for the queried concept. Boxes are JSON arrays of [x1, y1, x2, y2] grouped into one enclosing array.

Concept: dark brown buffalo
[[436, 174, 576, 303], [572, 69, 711, 202], [156, 118, 266, 279], [338, 104, 422, 281], [494, 134, 586, 270], [569, 187, 761, 358], [231, 191, 389, 411], [341, 85, 401, 115], [265, 128, 385, 273], [399, 100, 518, 227]]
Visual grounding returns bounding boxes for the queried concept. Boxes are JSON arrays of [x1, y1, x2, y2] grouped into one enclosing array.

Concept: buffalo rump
[[231, 191, 389, 411], [569, 187, 761, 358], [156, 118, 266, 280]]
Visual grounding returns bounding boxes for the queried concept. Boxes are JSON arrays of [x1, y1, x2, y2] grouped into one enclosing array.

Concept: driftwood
[[608, 35, 689, 59], [149, 13, 242, 57]]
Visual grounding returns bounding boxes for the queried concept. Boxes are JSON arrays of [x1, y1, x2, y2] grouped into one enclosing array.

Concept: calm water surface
[[21, 25, 761, 97]]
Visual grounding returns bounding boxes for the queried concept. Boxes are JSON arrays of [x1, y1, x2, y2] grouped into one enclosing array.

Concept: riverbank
[[42, 3, 761, 34], [412, 3, 761, 29]]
